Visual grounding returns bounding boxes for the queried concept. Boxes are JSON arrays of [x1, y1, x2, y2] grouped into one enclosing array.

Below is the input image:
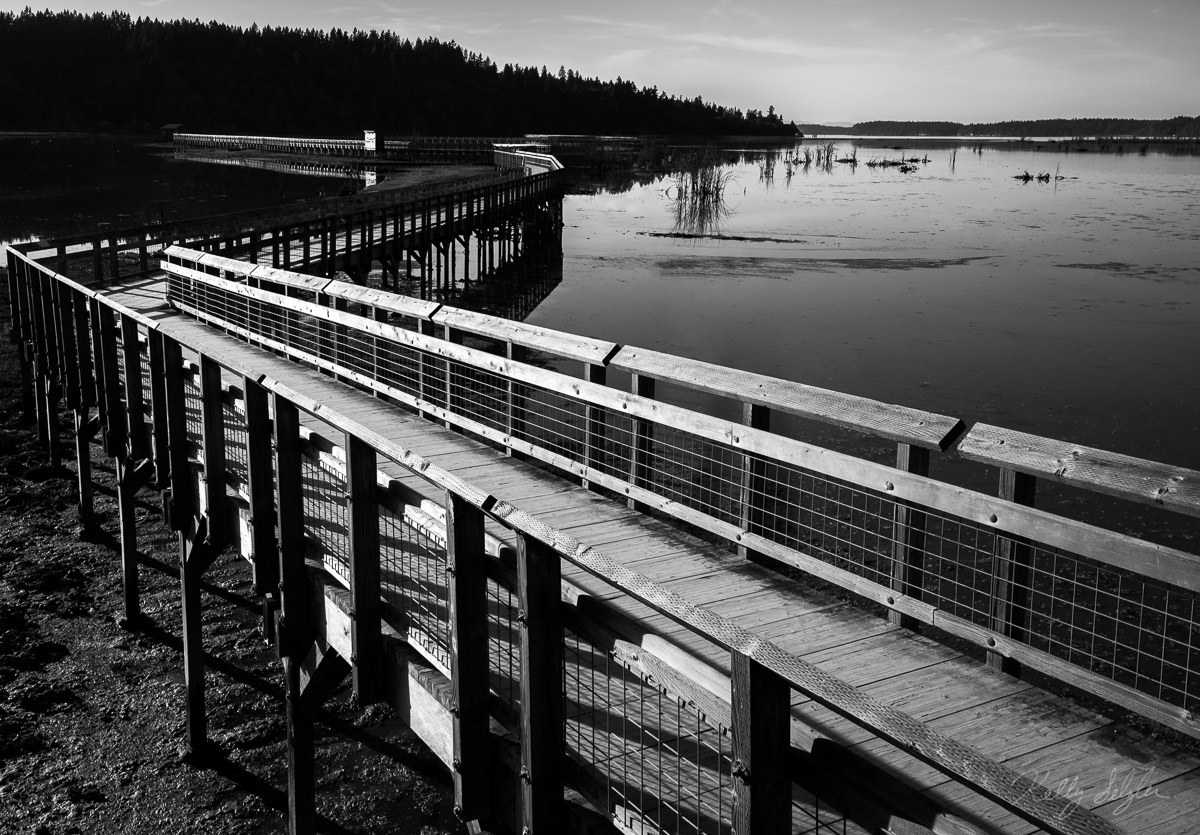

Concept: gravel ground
[[0, 273, 467, 835]]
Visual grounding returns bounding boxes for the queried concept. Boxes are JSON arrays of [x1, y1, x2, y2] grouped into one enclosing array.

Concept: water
[[0, 133, 358, 245], [3, 134, 1197, 536], [531, 142, 1200, 482]]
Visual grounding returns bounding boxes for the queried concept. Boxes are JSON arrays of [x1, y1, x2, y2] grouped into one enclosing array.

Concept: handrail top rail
[[433, 307, 616, 364], [960, 422, 1200, 518], [610, 344, 966, 452]]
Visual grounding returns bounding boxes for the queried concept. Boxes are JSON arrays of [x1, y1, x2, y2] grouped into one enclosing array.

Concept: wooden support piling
[[346, 434, 382, 703], [446, 492, 492, 826], [731, 653, 792, 834], [517, 533, 565, 833]]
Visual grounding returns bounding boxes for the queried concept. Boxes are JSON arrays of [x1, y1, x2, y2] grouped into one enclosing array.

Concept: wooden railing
[[160, 246, 1200, 744], [7, 242, 1131, 834]]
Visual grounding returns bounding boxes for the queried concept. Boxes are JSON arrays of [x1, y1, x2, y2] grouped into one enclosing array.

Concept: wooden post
[[162, 337, 189, 532], [346, 434, 382, 703], [889, 443, 930, 629], [627, 373, 655, 511], [178, 353, 228, 755], [730, 653, 792, 834], [738, 404, 772, 563], [989, 470, 1037, 675], [67, 292, 96, 521], [582, 363, 606, 489], [199, 356, 229, 546], [275, 396, 317, 835], [121, 314, 149, 462], [446, 492, 492, 825], [148, 330, 170, 491], [517, 533, 565, 833], [94, 304, 124, 458], [506, 341, 526, 456], [244, 377, 279, 617]]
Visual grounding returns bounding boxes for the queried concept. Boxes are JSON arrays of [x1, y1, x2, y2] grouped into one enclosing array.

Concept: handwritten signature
[[1020, 764, 1171, 820]]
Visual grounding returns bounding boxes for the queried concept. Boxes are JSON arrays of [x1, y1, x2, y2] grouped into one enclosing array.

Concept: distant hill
[[846, 118, 1200, 137], [0, 9, 798, 137]]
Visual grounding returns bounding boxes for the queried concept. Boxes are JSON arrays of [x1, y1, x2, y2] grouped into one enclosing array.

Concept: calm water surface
[[3, 135, 1197, 523], [531, 143, 1200, 485]]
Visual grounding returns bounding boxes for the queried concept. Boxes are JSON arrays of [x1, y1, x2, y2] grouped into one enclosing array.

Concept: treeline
[[839, 117, 1200, 137], [0, 9, 797, 137]]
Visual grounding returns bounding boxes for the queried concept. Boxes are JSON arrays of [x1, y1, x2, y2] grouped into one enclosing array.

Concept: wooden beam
[[517, 533, 565, 833], [243, 376, 278, 603], [346, 433, 382, 703], [731, 652, 792, 835], [446, 491, 492, 824]]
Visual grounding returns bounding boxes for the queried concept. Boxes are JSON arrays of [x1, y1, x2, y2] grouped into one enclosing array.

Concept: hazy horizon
[[4, 1, 1197, 126]]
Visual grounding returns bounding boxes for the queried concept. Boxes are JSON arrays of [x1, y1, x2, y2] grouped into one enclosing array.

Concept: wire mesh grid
[[487, 577, 522, 716], [563, 629, 856, 835], [299, 446, 349, 583], [564, 629, 732, 835], [378, 503, 451, 670], [222, 400, 249, 489]]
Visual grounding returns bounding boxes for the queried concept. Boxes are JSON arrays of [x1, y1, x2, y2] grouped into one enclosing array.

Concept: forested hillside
[[0, 9, 797, 136], [848, 117, 1200, 137]]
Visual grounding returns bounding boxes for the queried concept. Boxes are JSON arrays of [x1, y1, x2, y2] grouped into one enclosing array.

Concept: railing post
[[738, 404, 771, 563], [446, 491, 493, 826], [244, 376, 279, 638], [199, 355, 229, 545], [121, 313, 149, 462], [162, 337, 189, 531], [506, 340, 526, 456], [889, 443, 930, 629], [517, 532, 565, 833], [731, 652, 791, 834], [94, 304, 125, 459], [627, 373, 655, 511], [274, 395, 317, 835], [582, 362, 606, 489], [989, 469, 1037, 675], [346, 433, 382, 703], [70, 292, 96, 524]]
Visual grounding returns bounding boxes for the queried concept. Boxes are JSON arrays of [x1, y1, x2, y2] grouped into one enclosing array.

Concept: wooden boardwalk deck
[[104, 273, 1200, 835]]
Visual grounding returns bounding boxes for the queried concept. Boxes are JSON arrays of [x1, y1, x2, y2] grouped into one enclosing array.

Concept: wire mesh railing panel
[[643, 426, 744, 528], [300, 448, 349, 583], [378, 503, 451, 669], [513, 385, 588, 462], [1006, 539, 1200, 711], [563, 630, 733, 835], [487, 578, 521, 717], [223, 400, 249, 490], [446, 359, 509, 435], [182, 372, 203, 453]]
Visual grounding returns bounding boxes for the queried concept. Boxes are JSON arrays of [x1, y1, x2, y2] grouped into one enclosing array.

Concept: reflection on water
[[544, 140, 1200, 510], [0, 134, 344, 247], [669, 164, 735, 237]]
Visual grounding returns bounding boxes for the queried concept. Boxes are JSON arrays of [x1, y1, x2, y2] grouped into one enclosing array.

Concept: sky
[[7, 0, 1199, 124]]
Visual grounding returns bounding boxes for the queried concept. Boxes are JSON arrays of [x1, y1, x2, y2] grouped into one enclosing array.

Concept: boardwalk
[[7, 158, 1200, 835]]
